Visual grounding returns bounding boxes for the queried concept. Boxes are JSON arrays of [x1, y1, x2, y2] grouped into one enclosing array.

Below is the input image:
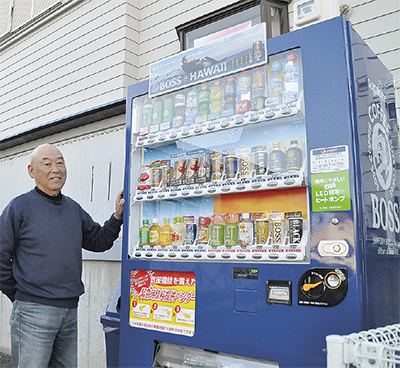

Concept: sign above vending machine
[[149, 23, 267, 97]]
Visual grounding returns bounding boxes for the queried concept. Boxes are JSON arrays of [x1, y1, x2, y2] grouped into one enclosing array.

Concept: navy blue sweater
[[0, 188, 122, 308]]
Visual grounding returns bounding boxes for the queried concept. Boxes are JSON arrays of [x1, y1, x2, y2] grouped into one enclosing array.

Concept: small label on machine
[[233, 268, 259, 280], [310, 145, 349, 173]]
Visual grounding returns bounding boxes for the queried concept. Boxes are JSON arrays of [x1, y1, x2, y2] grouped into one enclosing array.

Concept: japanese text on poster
[[311, 171, 351, 212], [129, 270, 196, 336]]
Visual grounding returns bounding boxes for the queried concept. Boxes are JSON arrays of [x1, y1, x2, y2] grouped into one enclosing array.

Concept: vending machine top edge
[[120, 16, 399, 368]]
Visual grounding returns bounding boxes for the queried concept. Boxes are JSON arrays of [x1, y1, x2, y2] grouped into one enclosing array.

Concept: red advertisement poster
[[129, 270, 196, 336]]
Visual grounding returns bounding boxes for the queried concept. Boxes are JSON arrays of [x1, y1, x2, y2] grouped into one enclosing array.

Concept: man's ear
[[28, 164, 35, 179]]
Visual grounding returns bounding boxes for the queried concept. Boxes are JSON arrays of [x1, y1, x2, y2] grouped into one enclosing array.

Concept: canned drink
[[150, 161, 162, 188], [137, 164, 151, 190], [211, 151, 224, 181], [271, 218, 286, 245], [184, 158, 198, 185], [252, 145, 268, 176], [253, 40, 263, 61], [195, 153, 211, 184], [237, 148, 253, 178], [256, 219, 269, 245], [172, 160, 186, 186], [183, 216, 197, 245], [160, 159, 170, 187], [225, 155, 238, 179], [289, 217, 303, 244]]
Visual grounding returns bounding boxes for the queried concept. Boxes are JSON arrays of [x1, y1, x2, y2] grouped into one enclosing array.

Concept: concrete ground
[[0, 352, 11, 368]]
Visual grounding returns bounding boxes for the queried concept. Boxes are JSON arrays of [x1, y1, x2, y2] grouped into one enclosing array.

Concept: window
[[176, 0, 290, 51], [0, 0, 79, 45]]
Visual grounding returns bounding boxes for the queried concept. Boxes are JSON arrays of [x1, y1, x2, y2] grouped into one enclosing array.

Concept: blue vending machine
[[118, 17, 399, 368]]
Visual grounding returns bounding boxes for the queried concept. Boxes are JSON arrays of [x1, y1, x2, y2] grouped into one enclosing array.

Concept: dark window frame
[[176, 0, 290, 51]]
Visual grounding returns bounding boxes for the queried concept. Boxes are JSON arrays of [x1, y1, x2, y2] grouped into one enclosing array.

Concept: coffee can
[[160, 159, 170, 187], [195, 153, 211, 184], [238, 151, 253, 178], [211, 151, 224, 181], [256, 219, 269, 245], [184, 158, 198, 185], [172, 160, 186, 186], [289, 217, 303, 244], [271, 218, 286, 245], [252, 145, 268, 176], [225, 155, 238, 179]]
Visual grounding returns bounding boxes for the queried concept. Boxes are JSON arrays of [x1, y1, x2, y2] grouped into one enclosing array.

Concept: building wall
[[0, 0, 399, 367], [0, 0, 139, 142]]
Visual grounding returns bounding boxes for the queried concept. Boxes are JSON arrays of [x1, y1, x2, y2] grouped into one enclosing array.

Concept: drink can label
[[210, 224, 225, 247], [239, 153, 253, 178], [195, 153, 211, 184], [272, 219, 286, 245], [160, 159, 170, 187], [256, 219, 269, 244], [254, 150, 268, 176], [289, 218, 303, 244], [184, 158, 198, 185], [225, 156, 238, 179], [211, 151, 224, 181], [172, 160, 186, 186]]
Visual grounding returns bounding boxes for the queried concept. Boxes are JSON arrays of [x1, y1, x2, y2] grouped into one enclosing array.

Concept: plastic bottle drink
[[223, 75, 236, 112], [266, 60, 283, 108], [269, 142, 286, 173], [160, 218, 172, 247], [185, 87, 199, 126], [197, 217, 211, 244], [142, 99, 153, 127], [139, 219, 150, 246], [172, 93, 186, 128], [239, 213, 254, 247], [224, 213, 239, 247], [198, 83, 210, 116], [163, 95, 174, 124], [286, 139, 303, 171], [210, 214, 225, 247], [210, 79, 223, 114], [171, 217, 185, 247], [152, 97, 163, 125], [149, 218, 161, 246], [283, 52, 300, 103], [251, 65, 266, 110]]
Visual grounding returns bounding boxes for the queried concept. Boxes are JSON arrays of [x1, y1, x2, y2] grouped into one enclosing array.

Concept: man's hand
[[114, 189, 125, 220]]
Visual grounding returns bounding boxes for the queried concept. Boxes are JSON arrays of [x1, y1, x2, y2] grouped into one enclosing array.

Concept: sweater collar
[[35, 186, 63, 203]]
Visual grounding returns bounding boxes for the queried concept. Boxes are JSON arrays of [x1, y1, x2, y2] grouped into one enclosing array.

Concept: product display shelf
[[129, 225, 309, 263], [135, 103, 299, 148], [134, 167, 306, 202]]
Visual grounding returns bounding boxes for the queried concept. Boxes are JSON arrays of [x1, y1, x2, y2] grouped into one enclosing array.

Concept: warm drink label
[[272, 219, 286, 245]]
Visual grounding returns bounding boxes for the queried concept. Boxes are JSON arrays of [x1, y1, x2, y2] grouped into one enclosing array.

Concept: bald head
[[28, 144, 67, 196]]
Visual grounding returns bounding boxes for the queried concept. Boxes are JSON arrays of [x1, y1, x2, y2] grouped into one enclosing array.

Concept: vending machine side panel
[[349, 26, 400, 329]]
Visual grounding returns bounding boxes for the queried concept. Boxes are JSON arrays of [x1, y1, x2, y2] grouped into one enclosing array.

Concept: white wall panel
[[0, 0, 140, 141]]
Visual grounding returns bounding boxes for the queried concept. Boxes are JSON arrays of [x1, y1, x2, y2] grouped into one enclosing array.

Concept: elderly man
[[0, 143, 124, 368]]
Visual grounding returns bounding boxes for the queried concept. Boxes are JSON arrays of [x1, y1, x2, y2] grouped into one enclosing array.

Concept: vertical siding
[[341, 0, 400, 128]]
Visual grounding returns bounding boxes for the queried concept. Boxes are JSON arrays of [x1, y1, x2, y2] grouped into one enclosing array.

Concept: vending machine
[[118, 17, 399, 368]]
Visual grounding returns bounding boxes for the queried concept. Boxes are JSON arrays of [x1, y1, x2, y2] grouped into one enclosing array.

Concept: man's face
[[28, 145, 67, 196]]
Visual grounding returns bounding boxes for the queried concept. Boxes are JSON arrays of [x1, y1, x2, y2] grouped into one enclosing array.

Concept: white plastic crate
[[326, 324, 400, 368]]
